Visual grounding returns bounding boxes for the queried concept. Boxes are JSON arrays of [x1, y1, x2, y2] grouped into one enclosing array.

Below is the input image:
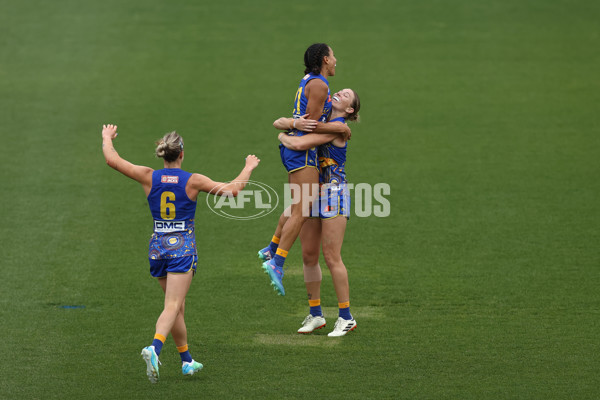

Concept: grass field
[[1, 0, 599, 398]]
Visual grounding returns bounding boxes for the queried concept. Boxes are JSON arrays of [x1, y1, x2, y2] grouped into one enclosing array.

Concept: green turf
[[1, 0, 599, 398]]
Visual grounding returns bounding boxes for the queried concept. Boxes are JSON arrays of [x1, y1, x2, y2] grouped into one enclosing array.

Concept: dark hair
[[155, 131, 184, 162], [304, 43, 331, 75], [347, 90, 361, 122]]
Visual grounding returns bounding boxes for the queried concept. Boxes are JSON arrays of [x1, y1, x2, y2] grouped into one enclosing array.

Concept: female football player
[[101, 124, 259, 382], [260, 43, 350, 296], [274, 88, 360, 336]]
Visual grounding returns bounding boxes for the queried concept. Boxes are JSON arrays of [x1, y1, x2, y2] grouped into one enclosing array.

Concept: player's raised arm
[[101, 124, 153, 192], [187, 155, 260, 198], [278, 132, 337, 151]]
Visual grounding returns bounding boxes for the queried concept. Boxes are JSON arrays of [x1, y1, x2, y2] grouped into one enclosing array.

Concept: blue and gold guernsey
[[280, 73, 333, 173], [147, 168, 197, 263], [311, 116, 351, 219], [318, 116, 347, 185]]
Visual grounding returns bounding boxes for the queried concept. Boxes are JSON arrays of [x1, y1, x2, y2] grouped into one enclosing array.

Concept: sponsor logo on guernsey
[[154, 220, 186, 232], [161, 175, 179, 184]]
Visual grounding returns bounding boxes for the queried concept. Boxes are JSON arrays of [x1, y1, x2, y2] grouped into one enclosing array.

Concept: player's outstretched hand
[[102, 124, 118, 140], [245, 154, 260, 170], [294, 114, 318, 132]]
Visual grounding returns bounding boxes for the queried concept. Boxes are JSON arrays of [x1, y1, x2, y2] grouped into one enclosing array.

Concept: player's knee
[[165, 299, 184, 313], [323, 249, 342, 269], [302, 252, 319, 266]]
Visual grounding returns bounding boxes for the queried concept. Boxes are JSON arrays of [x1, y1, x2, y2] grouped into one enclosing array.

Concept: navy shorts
[[280, 143, 318, 173], [310, 183, 351, 219], [149, 255, 198, 278]]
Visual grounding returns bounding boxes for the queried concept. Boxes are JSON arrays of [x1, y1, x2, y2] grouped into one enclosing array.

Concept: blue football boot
[[263, 259, 285, 296]]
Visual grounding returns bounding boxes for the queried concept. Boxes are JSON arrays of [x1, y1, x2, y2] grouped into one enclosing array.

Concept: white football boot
[[297, 314, 327, 334], [327, 317, 357, 337]]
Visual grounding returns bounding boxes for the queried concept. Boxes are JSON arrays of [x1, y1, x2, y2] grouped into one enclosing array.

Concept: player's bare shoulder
[[305, 77, 328, 96]]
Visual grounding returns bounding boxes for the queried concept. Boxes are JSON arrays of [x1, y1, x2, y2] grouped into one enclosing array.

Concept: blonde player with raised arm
[[101, 124, 259, 382]]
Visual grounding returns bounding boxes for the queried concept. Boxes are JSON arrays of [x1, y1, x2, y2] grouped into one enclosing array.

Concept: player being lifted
[[259, 43, 350, 296], [267, 88, 361, 336]]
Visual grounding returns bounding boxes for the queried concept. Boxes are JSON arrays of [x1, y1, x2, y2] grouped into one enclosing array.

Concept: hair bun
[[155, 132, 183, 162]]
